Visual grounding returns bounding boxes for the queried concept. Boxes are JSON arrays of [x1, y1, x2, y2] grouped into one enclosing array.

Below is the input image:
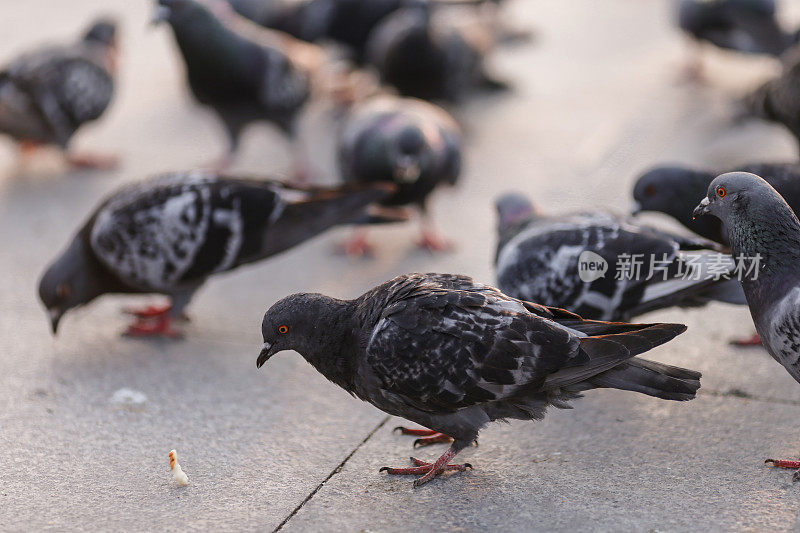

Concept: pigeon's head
[[83, 18, 117, 47], [495, 192, 537, 232], [632, 165, 712, 216], [38, 238, 103, 335], [257, 293, 344, 368], [693, 172, 787, 223], [391, 125, 430, 183], [153, 0, 206, 26]]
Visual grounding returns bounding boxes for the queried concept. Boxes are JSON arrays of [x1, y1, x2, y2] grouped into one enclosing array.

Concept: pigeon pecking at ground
[[676, 0, 797, 79], [364, 1, 509, 102], [257, 272, 700, 487], [38, 171, 399, 338], [743, 47, 800, 156], [337, 94, 461, 254], [632, 162, 800, 247], [495, 192, 746, 323], [693, 171, 800, 479], [0, 17, 118, 169], [154, 0, 339, 177]]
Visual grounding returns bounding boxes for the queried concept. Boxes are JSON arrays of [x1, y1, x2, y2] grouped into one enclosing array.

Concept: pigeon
[[337, 94, 461, 253], [227, 0, 405, 64], [38, 171, 398, 337], [632, 162, 800, 246], [0, 17, 118, 169], [678, 0, 797, 57], [257, 272, 700, 486], [743, 47, 800, 154], [365, 1, 508, 102], [154, 0, 332, 175], [495, 193, 746, 323], [692, 171, 800, 478]]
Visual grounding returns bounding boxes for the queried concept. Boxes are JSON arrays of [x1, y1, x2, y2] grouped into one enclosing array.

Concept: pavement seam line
[[272, 415, 390, 533]]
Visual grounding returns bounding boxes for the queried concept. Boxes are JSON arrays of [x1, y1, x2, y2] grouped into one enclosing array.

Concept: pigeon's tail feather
[[585, 357, 701, 401], [544, 322, 687, 389]]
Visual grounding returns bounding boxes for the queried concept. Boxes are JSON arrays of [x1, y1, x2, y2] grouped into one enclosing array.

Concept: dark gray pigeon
[[632, 162, 800, 246], [0, 18, 117, 169], [678, 0, 796, 57], [743, 47, 800, 154], [365, 2, 508, 102], [693, 171, 800, 478], [154, 0, 330, 175], [38, 171, 397, 337], [257, 272, 700, 486], [495, 193, 746, 322], [337, 94, 461, 254]]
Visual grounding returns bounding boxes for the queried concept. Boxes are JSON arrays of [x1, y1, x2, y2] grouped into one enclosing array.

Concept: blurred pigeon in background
[[693, 172, 800, 478], [495, 193, 746, 323], [632, 162, 800, 246], [677, 0, 797, 79], [257, 272, 699, 486], [154, 0, 337, 177], [38, 171, 398, 337], [0, 18, 118, 169], [365, 1, 508, 102], [337, 94, 461, 254], [743, 48, 800, 154]]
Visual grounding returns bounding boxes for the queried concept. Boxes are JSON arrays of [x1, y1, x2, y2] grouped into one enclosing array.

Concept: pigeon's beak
[[48, 308, 63, 336], [631, 201, 642, 215], [692, 197, 710, 219], [256, 342, 277, 369], [151, 5, 171, 25]]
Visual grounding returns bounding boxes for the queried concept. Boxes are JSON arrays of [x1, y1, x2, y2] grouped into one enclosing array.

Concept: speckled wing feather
[[88, 172, 285, 291], [363, 275, 588, 413]]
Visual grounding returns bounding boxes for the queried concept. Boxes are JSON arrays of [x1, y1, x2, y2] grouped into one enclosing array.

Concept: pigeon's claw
[[413, 433, 454, 448], [394, 426, 439, 436], [730, 333, 763, 347], [416, 230, 453, 253], [337, 230, 374, 258], [379, 447, 470, 487], [123, 303, 173, 318], [123, 315, 183, 339], [766, 458, 800, 481]]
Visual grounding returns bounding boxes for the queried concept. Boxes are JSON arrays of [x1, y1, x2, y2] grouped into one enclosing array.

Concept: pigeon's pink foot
[[393, 426, 454, 447], [730, 333, 762, 347], [766, 458, 800, 481], [123, 303, 172, 319], [123, 316, 183, 339], [338, 232, 374, 258], [380, 449, 471, 487], [416, 230, 453, 253], [66, 152, 119, 170]]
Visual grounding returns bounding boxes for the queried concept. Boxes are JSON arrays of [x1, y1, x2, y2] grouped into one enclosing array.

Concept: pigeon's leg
[[730, 333, 762, 347], [18, 140, 43, 161], [765, 458, 800, 481], [393, 426, 454, 447], [123, 303, 172, 319], [65, 152, 119, 170], [123, 314, 183, 339], [338, 228, 374, 257], [380, 445, 472, 487]]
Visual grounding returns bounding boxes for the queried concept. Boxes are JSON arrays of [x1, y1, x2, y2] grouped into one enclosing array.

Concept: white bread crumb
[[169, 450, 189, 486]]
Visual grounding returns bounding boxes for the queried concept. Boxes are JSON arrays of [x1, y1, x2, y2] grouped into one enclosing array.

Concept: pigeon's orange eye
[[56, 284, 70, 299], [716, 186, 726, 198], [278, 325, 289, 334]]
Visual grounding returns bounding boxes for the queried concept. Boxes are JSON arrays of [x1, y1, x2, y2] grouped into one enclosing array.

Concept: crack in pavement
[[272, 416, 390, 533]]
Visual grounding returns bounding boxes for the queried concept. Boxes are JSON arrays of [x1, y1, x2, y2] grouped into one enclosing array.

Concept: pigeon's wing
[[764, 287, 800, 383], [364, 279, 587, 413], [88, 172, 285, 291], [0, 45, 112, 146]]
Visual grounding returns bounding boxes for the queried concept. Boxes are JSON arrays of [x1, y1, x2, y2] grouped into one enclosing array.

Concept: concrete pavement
[[3, 0, 800, 531]]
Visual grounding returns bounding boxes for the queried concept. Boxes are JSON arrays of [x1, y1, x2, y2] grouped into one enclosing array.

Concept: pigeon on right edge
[[693, 171, 800, 479], [257, 272, 699, 487]]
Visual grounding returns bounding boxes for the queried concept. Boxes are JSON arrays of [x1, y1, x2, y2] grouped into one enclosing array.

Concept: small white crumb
[[169, 450, 189, 486], [110, 388, 147, 406]]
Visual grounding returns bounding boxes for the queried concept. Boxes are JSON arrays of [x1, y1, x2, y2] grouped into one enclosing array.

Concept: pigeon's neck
[[726, 198, 800, 308], [298, 298, 360, 391]]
